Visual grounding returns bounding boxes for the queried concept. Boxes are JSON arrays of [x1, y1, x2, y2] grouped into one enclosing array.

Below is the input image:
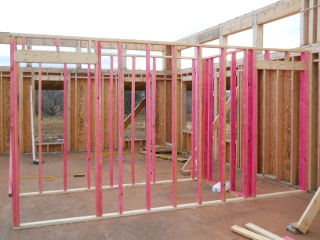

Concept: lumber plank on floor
[[245, 223, 283, 240], [231, 225, 272, 240]]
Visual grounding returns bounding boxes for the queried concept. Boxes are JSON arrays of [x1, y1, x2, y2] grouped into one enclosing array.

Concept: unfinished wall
[[257, 58, 300, 185], [0, 71, 10, 154]]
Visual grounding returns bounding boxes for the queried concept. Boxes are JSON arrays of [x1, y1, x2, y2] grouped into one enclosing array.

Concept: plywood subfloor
[[1, 152, 320, 239]]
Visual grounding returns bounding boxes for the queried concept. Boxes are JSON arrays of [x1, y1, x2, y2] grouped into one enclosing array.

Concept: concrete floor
[[1, 152, 320, 239]]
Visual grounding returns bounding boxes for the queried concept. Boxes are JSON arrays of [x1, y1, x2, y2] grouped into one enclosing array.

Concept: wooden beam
[[255, 60, 305, 70], [124, 98, 146, 129], [231, 225, 271, 240], [245, 223, 284, 240], [177, 0, 301, 46], [14, 51, 98, 64]]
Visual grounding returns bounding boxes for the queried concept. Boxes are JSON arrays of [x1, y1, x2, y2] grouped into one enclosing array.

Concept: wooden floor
[[1, 152, 320, 239]]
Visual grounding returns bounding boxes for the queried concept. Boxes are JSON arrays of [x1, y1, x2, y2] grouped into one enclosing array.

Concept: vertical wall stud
[[86, 64, 91, 189], [230, 52, 237, 191], [171, 45, 178, 207], [152, 57, 157, 183], [219, 48, 226, 201], [146, 44, 151, 210], [118, 42, 124, 214], [109, 56, 114, 187], [38, 63, 43, 193], [300, 52, 308, 191], [131, 57, 136, 185]]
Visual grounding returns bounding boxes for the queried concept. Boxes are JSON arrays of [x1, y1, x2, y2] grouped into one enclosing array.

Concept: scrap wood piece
[[142, 145, 172, 153], [287, 187, 320, 234], [139, 150, 172, 161], [231, 225, 271, 240], [245, 223, 284, 240], [140, 150, 188, 162]]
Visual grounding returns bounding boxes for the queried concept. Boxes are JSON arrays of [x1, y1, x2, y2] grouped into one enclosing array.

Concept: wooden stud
[[219, 48, 226, 201], [117, 42, 124, 214], [248, 50, 253, 194], [231, 225, 270, 240], [145, 43, 151, 210], [191, 59, 196, 179], [214, 59, 219, 165], [253, 17, 263, 48], [63, 64, 68, 191], [308, 53, 319, 190], [242, 50, 249, 198], [202, 59, 208, 180], [38, 64, 43, 193], [109, 56, 114, 187], [230, 52, 237, 191], [94, 41, 103, 216], [300, 52, 308, 191], [207, 58, 214, 181], [291, 57, 300, 185], [86, 64, 91, 189], [10, 37, 20, 227], [171, 45, 178, 207], [152, 57, 157, 183], [251, 49, 258, 197], [0, 71, 3, 154], [131, 57, 136, 185], [245, 223, 283, 240], [262, 50, 271, 175], [18, 71, 23, 153], [301, 0, 310, 46], [196, 46, 203, 204]]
